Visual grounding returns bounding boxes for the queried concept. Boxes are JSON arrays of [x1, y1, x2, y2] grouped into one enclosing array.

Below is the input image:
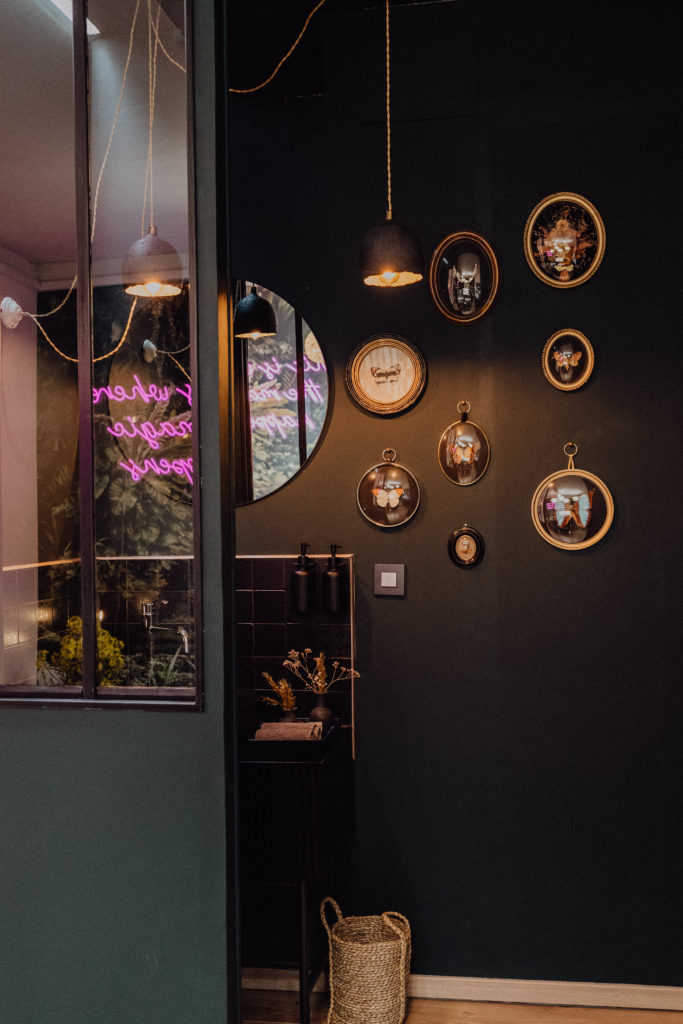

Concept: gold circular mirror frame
[[531, 467, 614, 551]]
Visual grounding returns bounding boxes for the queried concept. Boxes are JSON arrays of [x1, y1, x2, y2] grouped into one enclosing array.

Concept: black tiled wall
[[236, 554, 354, 733]]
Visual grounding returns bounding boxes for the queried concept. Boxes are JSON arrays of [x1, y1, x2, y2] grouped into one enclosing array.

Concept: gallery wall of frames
[[231, 0, 681, 991]]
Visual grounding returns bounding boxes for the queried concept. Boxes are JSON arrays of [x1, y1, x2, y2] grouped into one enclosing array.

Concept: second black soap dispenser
[[291, 542, 317, 614], [322, 544, 348, 615]]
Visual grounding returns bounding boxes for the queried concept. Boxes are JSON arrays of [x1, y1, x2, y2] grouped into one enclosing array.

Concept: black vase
[[308, 694, 334, 728]]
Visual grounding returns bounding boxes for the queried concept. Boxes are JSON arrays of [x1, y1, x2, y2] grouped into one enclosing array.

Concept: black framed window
[[0, 0, 201, 707]]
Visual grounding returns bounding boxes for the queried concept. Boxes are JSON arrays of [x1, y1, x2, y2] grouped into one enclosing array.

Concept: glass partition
[[0, 0, 81, 692], [1, 0, 199, 705]]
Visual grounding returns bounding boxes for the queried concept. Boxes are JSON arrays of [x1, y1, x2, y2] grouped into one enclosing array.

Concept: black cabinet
[[239, 727, 354, 1024]]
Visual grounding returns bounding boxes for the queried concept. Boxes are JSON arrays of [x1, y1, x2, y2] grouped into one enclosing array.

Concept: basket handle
[[382, 912, 410, 1019], [382, 911, 410, 938], [320, 896, 344, 939]]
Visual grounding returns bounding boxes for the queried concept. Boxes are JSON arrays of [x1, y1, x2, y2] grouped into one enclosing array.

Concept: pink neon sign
[[93, 377, 193, 486]]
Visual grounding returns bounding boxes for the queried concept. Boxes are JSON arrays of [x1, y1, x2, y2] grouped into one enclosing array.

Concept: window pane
[[88, 0, 196, 696], [1, 0, 81, 691]]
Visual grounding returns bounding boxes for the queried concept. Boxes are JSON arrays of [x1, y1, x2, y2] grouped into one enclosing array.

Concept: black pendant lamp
[[234, 284, 277, 339], [360, 0, 423, 287]]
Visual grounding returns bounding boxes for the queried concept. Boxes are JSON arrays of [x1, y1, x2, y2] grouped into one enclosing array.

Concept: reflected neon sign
[[93, 377, 193, 485], [248, 356, 326, 440]]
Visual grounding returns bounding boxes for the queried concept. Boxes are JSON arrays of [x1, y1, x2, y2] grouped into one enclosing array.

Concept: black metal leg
[[299, 880, 310, 1024]]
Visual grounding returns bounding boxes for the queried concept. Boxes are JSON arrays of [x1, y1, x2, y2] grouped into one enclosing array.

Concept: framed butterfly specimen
[[345, 334, 427, 415], [437, 400, 491, 486], [357, 448, 421, 528], [524, 192, 606, 288], [531, 442, 614, 551], [447, 525, 485, 568], [542, 328, 594, 391]]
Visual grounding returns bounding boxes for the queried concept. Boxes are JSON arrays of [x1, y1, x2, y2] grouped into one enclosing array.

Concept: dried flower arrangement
[[260, 672, 298, 712], [282, 648, 359, 694]]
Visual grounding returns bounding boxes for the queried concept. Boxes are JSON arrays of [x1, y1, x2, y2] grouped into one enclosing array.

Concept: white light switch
[[374, 563, 405, 597]]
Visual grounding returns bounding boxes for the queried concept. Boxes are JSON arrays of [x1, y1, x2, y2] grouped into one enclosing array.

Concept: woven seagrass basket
[[321, 897, 411, 1024]]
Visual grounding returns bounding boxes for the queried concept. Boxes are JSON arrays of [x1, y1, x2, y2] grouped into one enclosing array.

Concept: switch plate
[[374, 563, 405, 597]]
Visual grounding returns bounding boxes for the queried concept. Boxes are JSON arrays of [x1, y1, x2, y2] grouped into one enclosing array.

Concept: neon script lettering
[[248, 356, 325, 381], [119, 456, 193, 486], [93, 378, 193, 407], [250, 376, 325, 406], [252, 412, 315, 440], [107, 417, 192, 451]]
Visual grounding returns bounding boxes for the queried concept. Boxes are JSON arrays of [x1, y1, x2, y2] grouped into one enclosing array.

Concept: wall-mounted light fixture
[[360, 0, 423, 287]]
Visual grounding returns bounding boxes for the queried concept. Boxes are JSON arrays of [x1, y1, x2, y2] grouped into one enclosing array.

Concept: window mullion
[[73, 0, 96, 700]]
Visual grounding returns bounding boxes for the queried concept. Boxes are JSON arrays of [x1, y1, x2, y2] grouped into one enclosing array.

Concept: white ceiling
[[0, 0, 188, 279]]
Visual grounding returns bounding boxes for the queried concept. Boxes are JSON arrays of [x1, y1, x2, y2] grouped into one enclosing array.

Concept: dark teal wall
[[0, 1, 233, 1021], [0, 715, 227, 1023], [232, 1, 682, 986]]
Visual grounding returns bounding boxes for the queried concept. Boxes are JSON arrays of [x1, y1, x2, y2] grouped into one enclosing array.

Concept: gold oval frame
[[429, 230, 499, 324], [345, 334, 427, 416], [531, 467, 614, 550], [524, 192, 606, 288], [437, 416, 491, 487], [542, 328, 595, 391]]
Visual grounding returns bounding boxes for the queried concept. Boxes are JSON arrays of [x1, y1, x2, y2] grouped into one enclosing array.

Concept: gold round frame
[[524, 192, 606, 289], [345, 334, 426, 416], [541, 328, 595, 391], [429, 230, 499, 324], [531, 444, 614, 551]]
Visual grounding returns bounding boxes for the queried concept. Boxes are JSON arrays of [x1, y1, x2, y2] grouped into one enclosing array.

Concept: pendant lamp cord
[[228, 0, 328, 94], [385, 0, 392, 220], [142, 0, 162, 236], [22, 0, 185, 366]]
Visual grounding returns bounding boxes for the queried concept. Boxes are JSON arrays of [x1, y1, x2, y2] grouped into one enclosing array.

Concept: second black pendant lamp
[[233, 283, 277, 339], [360, 0, 423, 287]]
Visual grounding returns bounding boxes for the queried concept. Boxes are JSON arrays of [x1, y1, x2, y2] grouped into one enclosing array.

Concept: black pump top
[[327, 544, 344, 569], [297, 542, 314, 568]]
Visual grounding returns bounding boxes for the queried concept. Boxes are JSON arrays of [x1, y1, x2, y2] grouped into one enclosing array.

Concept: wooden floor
[[242, 990, 683, 1024], [242, 991, 679, 1024]]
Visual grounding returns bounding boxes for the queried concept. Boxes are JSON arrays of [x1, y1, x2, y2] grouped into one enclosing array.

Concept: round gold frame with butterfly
[[357, 449, 421, 528], [345, 334, 427, 415], [542, 328, 594, 391]]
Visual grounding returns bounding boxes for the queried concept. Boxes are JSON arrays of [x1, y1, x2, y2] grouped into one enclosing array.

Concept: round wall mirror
[[233, 282, 330, 503]]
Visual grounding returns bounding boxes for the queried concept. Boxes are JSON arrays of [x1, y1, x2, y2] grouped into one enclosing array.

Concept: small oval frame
[[429, 230, 500, 324], [542, 328, 595, 391], [447, 525, 485, 568]]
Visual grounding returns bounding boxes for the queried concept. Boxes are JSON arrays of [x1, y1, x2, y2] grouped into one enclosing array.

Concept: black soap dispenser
[[322, 544, 348, 615], [292, 542, 317, 614]]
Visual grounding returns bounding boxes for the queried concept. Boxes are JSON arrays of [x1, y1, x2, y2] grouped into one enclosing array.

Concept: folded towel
[[253, 721, 323, 741]]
